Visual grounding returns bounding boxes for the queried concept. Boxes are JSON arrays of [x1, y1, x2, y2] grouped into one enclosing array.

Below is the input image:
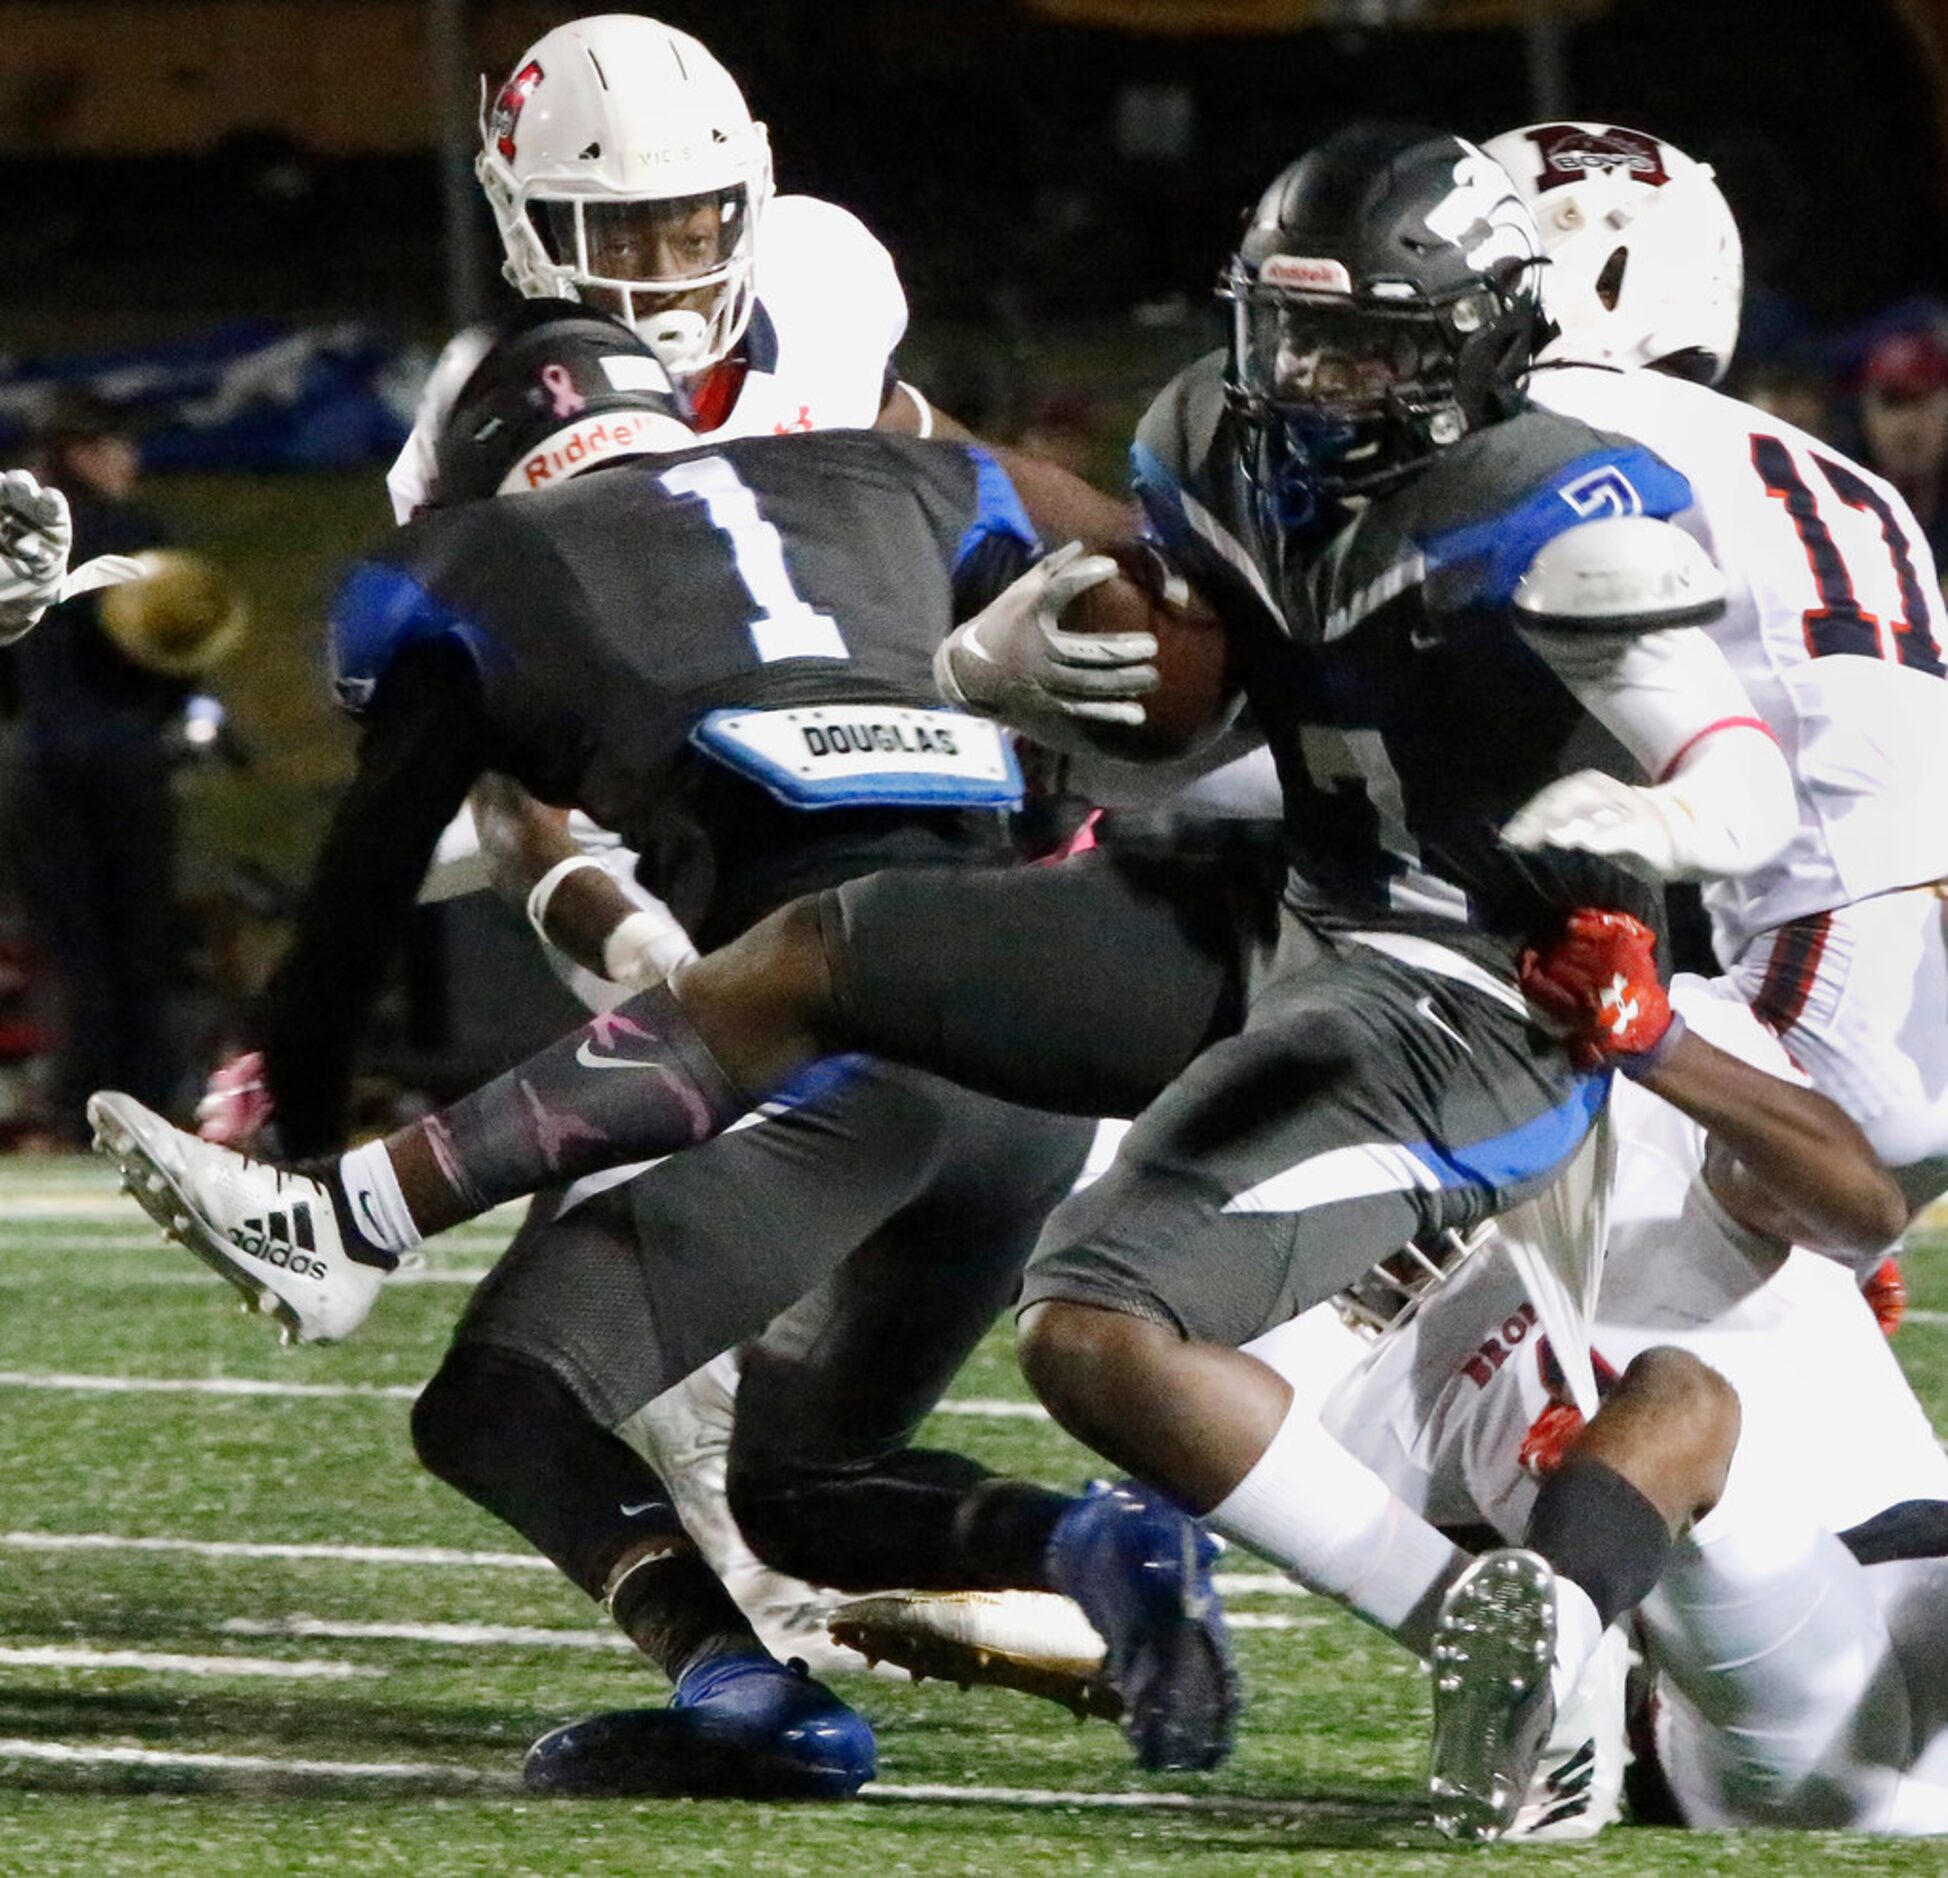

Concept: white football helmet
[[476, 15, 773, 378], [1483, 123, 1742, 385]]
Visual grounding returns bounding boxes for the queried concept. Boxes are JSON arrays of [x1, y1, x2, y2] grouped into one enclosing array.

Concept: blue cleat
[[1044, 1483, 1236, 1771], [523, 1652, 876, 1800]]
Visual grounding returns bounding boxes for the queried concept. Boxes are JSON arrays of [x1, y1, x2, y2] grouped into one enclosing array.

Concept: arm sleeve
[[252, 639, 489, 1154], [1519, 622, 1797, 879]]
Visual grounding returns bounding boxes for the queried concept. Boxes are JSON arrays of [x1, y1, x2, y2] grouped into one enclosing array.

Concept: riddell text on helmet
[[518, 415, 668, 489]]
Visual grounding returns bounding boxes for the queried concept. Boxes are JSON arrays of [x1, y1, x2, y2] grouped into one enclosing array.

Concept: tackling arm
[[1655, 1039, 1906, 1270], [1504, 516, 1796, 882], [1520, 910, 1905, 1267]]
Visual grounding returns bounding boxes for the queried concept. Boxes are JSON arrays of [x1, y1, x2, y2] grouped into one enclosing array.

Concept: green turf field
[[0, 1157, 1939, 1873]]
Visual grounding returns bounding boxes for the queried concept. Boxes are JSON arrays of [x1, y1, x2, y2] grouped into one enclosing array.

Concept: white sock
[[336, 1141, 421, 1258], [1207, 1397, 1465, 1656], [1552, 1573, 1605, 1709]]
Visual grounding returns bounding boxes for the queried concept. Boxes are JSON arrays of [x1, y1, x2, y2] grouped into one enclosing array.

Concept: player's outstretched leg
[[87, 905, 830, 1342]]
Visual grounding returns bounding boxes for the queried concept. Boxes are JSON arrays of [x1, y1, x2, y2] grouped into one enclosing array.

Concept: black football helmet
[[1219, 125, 1546, 522], [432, 297, 694, 506]]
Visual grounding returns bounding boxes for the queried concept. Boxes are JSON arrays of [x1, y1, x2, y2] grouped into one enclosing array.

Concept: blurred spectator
[[1736, 357, 1838, 447], [5, 396, 185, 1140], [1856, 327, 1948, 567]]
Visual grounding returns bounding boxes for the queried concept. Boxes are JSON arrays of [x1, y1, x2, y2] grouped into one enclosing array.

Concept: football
[[1058, 541, 1236, 759]]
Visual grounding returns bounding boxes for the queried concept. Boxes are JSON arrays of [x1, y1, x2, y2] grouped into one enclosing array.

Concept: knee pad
[[412, 1344, 582, 1494]]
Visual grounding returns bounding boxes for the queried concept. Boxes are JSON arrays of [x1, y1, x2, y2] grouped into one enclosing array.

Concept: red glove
[[1863, 1256, 1907, 1338], [1519, 909, 1682, 1077], [1517, 1399, 1587, 1479], [195, 1050, 273, 1147]]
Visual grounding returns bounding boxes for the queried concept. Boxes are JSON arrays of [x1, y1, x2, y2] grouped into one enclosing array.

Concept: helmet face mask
[[1220, 127, 1544, 520], [476, 17, 774, 378], [532, 186, 758, 364], [1482, 122, 1742, 384]]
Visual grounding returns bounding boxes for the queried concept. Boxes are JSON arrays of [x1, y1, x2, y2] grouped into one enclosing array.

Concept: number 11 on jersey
[[660, 455, 849, 664]]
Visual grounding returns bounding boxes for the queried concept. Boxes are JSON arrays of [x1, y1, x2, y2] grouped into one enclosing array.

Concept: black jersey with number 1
[[257, 431, 1040, 1151]]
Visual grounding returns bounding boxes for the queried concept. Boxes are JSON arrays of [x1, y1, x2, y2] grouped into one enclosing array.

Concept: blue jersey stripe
[[1418, 445, 1695, 613], [1405, 1070, 1610, 1192], [327, 560, 491, 714], [953, 446, 1040, 572]]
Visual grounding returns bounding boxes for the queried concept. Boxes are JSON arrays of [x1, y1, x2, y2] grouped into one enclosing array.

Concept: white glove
[[935, 541, 1156, 734], [1502, 769, 1705, 881], [0, 470, 72, 640], [602, 907, 700, 993]]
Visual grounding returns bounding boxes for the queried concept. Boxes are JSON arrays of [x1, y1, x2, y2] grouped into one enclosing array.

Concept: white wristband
[[602, 908, 700, 990], [525, 854, 608, 947]]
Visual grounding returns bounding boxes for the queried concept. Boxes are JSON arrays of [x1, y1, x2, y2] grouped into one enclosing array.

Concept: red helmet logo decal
[[491, 60, 544, 162], [1525, 124, 1671, 193]]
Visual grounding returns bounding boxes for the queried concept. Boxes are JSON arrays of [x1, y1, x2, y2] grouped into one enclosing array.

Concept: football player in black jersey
[[101, 302, 1174, 1796], [95, 129, 1801, 1818]]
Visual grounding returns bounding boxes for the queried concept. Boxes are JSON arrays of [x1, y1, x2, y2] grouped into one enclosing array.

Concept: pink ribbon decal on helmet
[[541, 365, 586, 419]]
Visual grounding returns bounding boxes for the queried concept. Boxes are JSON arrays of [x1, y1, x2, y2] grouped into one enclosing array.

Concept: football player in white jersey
[[389, 13, 906, 522], [1483, 121, 1948, 1209], [1289, 919, 1948, 1837]]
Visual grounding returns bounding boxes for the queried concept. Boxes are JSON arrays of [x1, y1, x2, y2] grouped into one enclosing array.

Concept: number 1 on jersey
[[659, 456, 848, 663]]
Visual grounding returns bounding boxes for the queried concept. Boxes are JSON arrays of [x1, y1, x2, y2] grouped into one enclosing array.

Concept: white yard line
[[223, 1617, 632, 1651], [0, 1531, 554, 1570], [0, 1738, 1392, 1812], [1904, 1309, 1948, 1326], [1, 1533, 1316, 1609], [0, 1369, 1052, 1420], [0, 1369, 421, 1400], [220, 1609, 1310, 1651], [0, 1646, 376, 1680], [0, 1738, 494, 1781], [862, 1781, 1408, 1816]]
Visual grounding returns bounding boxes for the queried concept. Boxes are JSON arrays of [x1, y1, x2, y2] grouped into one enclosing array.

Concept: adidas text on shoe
[[88, 1091, 384, 1345]]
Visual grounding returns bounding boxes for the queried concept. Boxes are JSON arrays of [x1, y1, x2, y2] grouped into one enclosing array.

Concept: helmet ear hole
[[1594, 245, 1629, 311]]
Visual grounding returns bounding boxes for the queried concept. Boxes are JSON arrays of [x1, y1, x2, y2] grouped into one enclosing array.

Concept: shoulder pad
[[1132, 353, 1227, 501], [1410, 415, 1697, 614], [1128, 355, 1286, 632], [1512, 515, 1726, 633], [760, 196, 908, 358], [327, 530, 485, 714]]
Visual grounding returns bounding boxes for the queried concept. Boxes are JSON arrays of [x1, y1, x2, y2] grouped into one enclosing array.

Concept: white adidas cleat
[[87, 1091, 384, 1345], [828, 1589, 1119, 1721], [1429, 1547, 1559, 1842], [1508, 1623, 1633, 1842]]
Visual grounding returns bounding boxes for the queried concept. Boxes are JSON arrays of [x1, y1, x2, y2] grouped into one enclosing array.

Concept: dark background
[[6, 0, 1943, 341]]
